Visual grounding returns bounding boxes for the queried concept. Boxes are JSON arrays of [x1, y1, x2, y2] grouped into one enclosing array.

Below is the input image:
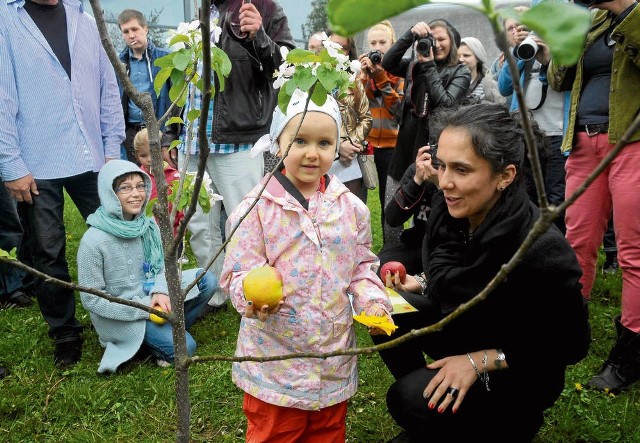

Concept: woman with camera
[[381, 19, 470, 244], [358, 20, 405, 240]]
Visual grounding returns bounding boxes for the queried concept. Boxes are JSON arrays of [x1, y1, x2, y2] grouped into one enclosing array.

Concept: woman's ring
[[446, 387, 459, 398]]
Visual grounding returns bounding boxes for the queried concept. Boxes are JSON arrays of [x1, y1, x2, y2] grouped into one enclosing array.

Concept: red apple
[[380, 261, 407, 284]]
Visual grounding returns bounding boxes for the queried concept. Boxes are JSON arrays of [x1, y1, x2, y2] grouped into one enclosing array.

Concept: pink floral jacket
[[220, 174, 391, 410]]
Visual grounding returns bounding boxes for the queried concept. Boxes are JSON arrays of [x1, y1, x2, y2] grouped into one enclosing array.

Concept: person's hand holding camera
[[411, 22, 434, 62], [359, 52, 384, 76]]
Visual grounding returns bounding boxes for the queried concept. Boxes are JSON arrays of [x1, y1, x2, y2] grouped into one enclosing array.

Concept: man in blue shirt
[[117, 9, 178, 167], [0, 0, 125, 367]]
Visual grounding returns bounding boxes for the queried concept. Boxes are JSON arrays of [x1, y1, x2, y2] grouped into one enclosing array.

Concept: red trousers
[[243, 393, 347, 443]]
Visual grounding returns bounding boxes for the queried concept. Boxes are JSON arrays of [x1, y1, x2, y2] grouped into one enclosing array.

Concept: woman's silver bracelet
[[413, 273, 427, 294]]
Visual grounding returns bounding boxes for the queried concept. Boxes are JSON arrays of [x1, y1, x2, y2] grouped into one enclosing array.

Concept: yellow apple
[[242, 265, 284, 309], [149, 305, 167, 325]]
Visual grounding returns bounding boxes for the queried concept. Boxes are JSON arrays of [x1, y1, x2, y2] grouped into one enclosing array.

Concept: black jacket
[[382, 29, 470, 180], [212, 0, 295, 144], [385, 163, 438, 247], [423, 184, 590, 410]]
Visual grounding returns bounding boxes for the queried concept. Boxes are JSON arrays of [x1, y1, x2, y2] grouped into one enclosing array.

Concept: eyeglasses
[[116, 183, 146, 194]]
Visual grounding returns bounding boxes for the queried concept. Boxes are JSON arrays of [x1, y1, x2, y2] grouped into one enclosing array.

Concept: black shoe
[[0, 366, 8, 379], [0, 290, 33, 309], [587, 316, 640, 393], [603, 253, 619, 275], [54, 338, 83, 368]]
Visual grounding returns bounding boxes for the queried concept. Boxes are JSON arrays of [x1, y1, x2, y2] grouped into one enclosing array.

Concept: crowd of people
[[1, 0, 639, 441]]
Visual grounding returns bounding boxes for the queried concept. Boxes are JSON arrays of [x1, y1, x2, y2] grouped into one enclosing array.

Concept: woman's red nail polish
[[428, 403, 435, 410], [438, 407, 444, 413]]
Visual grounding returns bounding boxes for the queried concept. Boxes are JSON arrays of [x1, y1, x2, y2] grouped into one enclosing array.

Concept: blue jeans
[[143, 269, 216, 362]]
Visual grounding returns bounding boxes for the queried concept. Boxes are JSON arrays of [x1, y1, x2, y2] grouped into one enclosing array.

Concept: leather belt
[[579, 122, 608, 137]]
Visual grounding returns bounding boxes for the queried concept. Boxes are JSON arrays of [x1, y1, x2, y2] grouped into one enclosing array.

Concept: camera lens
[[416, 34, 436, 57], [368, 50, 382, 65], [515, 36, 538, 61]]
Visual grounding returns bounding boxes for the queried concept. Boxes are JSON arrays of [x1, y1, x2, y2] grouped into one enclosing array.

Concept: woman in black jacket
[[376, 104, 591, 441], [381, 19, 470, 245]]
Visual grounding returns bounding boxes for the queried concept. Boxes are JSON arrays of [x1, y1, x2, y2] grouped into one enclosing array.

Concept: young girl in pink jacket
[[220, 91, 394, 442]]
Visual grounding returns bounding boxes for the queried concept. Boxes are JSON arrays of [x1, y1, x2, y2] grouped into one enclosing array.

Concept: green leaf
[[153, 67, 173, 95], [169, 139, 183, 150], [278, 87, 292, 113], [285, 77, 299, 95], [293, 67, 316, 92], [317, 65, 341, 94], [327, 0, 429, 36], [310, 82, 328, 107], [0, 247, 17, 259], [154, 52, 177, 68], [212, 47, 232, 77], [146, 198, 157, 217], [166, 116, 184, 126], [179, 190, 190, 210], [186, 109, 201, 123], [518, 1, 591, 66], [198, 189, 211, 214], [172, 50, 192, 72], [168, 33, 190, 48], [287, 48, 321, 64]]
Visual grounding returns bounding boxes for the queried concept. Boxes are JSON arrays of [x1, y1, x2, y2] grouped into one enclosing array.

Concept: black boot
[[602, 251, 619, 275], [588, 316, 640, 393]]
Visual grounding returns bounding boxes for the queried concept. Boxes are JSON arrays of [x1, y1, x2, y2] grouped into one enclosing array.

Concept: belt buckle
[[585, 125, 597, 137]]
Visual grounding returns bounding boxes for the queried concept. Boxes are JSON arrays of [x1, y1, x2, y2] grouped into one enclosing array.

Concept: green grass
[[0, 191, 638, 442]]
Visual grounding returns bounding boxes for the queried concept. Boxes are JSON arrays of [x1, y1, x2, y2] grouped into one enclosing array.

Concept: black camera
[[367, 50, 383, 65], [415, 33, 436, 57], [429, 144, 439, 169]]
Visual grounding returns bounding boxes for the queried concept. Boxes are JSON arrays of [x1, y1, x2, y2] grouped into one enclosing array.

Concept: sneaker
[[156, 359, 171, 368], [54, 338, 83, 368], [0, 290, 33, 309], [603, 254, 619, 275]]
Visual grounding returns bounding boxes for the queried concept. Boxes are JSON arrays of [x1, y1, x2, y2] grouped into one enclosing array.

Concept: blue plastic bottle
[[142, 262, 155, 295]]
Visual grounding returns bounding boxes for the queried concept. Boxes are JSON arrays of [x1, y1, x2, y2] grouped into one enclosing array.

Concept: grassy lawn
[[0, 190, 638, 442]]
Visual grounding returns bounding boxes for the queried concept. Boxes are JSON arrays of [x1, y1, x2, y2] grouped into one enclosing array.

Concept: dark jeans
[[0, 183, 26, 296], [374, 148, 394, 236], [546, 135, 567, 234], [20, 172, 100, 341]]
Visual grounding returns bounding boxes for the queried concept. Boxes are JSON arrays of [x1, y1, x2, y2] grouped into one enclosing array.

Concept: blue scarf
[[87, 206, 164, 276]]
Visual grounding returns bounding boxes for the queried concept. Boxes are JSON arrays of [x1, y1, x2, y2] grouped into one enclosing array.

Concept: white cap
[[250, 89, 342, 158]]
